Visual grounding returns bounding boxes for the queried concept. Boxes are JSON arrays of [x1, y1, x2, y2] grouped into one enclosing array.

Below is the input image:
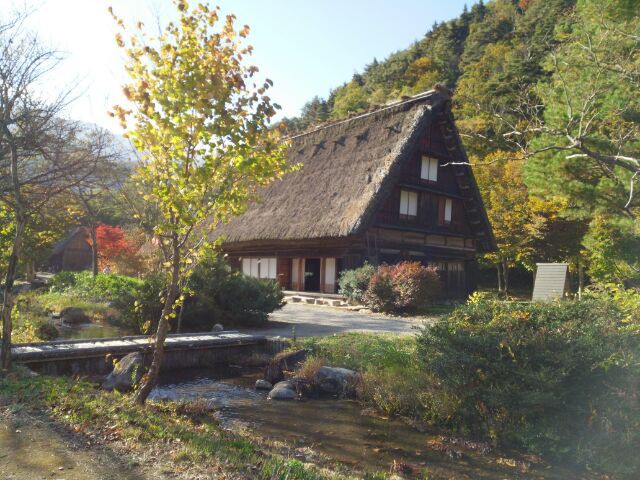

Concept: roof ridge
[[289, 89, 441, 141]]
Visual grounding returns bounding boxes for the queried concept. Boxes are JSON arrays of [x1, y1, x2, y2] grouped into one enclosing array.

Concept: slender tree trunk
[[577, 259, 585, 300], [176, 299, 184, 334], [1, 132, 25, 374], [496, 263, 503, 293], [134, 236, 180, 405], [502, 259, 510, 297], [25, 260, 35, 283], [1, 217, 26, 374], [90, 223, 99, 277]]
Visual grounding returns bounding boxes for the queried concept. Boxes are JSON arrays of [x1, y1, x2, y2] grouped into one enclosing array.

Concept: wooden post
[[319, 257, 326, 293]]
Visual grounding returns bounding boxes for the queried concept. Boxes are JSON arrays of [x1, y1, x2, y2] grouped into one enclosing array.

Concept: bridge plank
[[9, 332, 266, 362]]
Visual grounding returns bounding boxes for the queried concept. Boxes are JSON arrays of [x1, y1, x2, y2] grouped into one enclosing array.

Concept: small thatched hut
[[215, 90, 496, 298], [48, 227, 92, 272]]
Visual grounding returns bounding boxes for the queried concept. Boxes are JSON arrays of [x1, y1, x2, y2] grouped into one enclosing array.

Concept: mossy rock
[[60, 307, 91, 325]]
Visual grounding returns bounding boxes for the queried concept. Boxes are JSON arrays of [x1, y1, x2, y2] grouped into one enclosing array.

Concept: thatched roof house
[[216, 89, 495, 297], [49, 227, 93, 272]]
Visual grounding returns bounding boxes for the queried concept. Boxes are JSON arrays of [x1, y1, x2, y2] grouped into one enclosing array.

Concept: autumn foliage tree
[[111, 0, 289, 404], [95, 224, 139, 273]]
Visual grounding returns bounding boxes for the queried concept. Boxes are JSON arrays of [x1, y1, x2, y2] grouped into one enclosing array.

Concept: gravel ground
[[239, 302, 435, 337]]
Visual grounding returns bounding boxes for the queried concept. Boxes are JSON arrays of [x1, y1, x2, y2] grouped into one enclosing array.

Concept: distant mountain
[[280, 0, 576, 137]]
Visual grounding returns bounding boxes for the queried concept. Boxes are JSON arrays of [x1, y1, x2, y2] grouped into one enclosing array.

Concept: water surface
[[150, 369, 593, 479], [55, 320, 133, 340]]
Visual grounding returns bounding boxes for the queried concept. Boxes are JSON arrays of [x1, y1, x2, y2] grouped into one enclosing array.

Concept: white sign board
[[532, 263, 569, 301]]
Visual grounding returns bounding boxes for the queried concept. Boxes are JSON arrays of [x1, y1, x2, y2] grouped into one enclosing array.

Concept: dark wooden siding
[[374, 123, 473, 236], [276, 257, 291, 289]]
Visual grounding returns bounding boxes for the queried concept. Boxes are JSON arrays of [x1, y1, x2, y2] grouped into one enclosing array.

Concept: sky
[[6, 0, 473, 133]]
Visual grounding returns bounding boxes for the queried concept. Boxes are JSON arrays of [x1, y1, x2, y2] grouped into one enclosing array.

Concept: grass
[[298, 333, 417, 372], [296, 333, 431, 418], [0, 373, 374, 480], [19, 290, 113, 318]]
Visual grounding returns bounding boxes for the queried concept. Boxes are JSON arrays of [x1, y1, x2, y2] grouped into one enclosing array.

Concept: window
[[438, 197, 453, 225], [421, 155, 438, 182], [241, 257, 277, 279], [399, 190, 418, 219], [444, 198, 452, 223]]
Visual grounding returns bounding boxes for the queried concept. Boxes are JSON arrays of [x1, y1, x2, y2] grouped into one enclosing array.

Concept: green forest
[[282, 0, 640, 292]]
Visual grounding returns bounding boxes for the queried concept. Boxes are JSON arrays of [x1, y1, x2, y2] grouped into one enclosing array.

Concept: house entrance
[[304, 258, 321, 292]]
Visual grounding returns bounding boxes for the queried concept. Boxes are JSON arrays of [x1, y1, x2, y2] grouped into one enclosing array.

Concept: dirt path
[[0, 408, 145, 480]]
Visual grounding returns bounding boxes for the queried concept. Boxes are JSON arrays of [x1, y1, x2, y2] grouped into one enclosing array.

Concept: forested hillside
[[283, 0, 640, 291]]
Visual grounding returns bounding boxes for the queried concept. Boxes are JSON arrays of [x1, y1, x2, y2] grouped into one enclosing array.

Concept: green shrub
[[338, 262, 375, 304], [48, 271, 159, 334], [363, 262, 441, 313], [50, 271, 143, 301], [113, 274, 164, 334], [181, 254, 284, 329], [50, 271, 77, 292], [416, 293, 640, 474]]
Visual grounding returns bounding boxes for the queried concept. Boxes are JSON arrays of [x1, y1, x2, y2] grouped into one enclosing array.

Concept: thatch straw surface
[[215, 91, 449, 243]]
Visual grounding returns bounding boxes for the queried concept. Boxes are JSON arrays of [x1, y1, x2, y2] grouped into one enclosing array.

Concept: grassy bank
[[0, 373, 375, 480], [13, 291, 117, 342], [298, 334, 426, 417]]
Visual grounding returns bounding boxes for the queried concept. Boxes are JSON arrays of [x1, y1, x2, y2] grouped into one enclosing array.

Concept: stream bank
[[149, 367, 596, 480]]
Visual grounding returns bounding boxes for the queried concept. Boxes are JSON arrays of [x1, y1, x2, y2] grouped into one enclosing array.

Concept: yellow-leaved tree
[[110, 0, 289, 404], [474, 151, 537, 295], [474, 151, 576, 295]]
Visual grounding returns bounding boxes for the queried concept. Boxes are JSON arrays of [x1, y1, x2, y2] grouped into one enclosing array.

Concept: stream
[[148, 368, 592, 479], [56, 322, 132, 339]]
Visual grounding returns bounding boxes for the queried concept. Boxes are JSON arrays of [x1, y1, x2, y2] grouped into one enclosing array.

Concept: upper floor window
[[438, 197, 453, 225], [399, 190, 418, 219], [421, 155, 438, 182]]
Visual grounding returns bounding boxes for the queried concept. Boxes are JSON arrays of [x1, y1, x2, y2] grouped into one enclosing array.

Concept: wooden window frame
[[420, 155, 439, 183], [438, 197, 453, 226], [399, 189, 418, 221]]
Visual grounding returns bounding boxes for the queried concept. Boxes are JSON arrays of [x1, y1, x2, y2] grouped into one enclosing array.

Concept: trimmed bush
[[338, 262, 375, 304], [363, 264, 396, 312], [364, 261, 441, 313], [416, 293, 640, 474], [391, 261, 441, 311], [181, 254, 284, 329]]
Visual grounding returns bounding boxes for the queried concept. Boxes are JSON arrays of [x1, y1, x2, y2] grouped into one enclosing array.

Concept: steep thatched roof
[[214, 90, 494, 250], [50, 227, 90, 256]]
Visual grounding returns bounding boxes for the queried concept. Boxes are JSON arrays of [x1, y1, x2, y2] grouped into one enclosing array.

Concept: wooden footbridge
[[9, 332, 285, 375]]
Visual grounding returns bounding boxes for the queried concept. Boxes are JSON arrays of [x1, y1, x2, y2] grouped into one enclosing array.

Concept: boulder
[[314, 366, 359, 396], [60, 307, 91, 325], [267, 381, 297, 400], [264, 349, 308, 383], [255, 379, 273, 390], [212, 323, 224, 332], [102, 352, 144, 392]]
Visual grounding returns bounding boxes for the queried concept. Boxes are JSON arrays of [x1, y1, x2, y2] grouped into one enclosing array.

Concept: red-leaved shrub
[[364, 261, 441, 313], [364, 264, 396, 312]]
